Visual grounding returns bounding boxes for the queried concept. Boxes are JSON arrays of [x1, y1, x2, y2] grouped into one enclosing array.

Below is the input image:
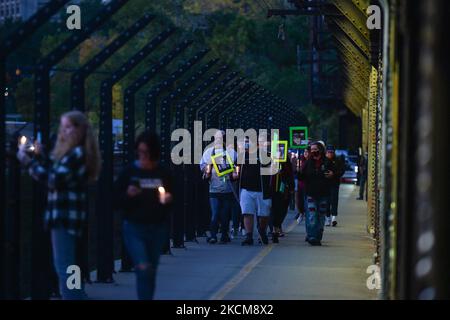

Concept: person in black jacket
[[298, 142, 336, 246], [235, 138, 275, 246], [325, 146, 345, 227], [114, 131, 173, 300], [357, 152, 368, 200], [270, 157, 295, 243]]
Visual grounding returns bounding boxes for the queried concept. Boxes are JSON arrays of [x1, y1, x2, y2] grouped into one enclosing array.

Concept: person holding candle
[[114, 131, 173, 300], [200, 130, 237, 244], [16, 111, 101, 300]]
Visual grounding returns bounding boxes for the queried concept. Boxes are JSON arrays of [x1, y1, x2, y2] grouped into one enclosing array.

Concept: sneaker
[[308, 239, 321, 246], [207, 237, 217, 244], [232, 229, 239, 238], [220, 235, 231, 244], [332, 216, 337, 227], [241, 236, 254, 246], [325, 217, 331, 227], [259, 233, 269, 245], [241, 228, 247, 237], [272, 232, 279, 244]]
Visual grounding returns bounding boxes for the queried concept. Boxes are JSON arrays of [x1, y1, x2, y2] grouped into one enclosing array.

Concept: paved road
[[85, 184, 379, 300]]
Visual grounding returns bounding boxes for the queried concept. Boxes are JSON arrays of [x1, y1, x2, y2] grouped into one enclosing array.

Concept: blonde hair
[[52, 111, 101, 183]]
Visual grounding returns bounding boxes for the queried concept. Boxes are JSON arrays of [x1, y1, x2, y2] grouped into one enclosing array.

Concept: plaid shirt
[[28, 146, 88, 237]]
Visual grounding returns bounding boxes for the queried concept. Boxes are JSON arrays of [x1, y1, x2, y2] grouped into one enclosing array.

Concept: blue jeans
[[327, 184, 340, 217], [51, 227, 88, 300], [305, 196, 329, 242], [122, 221, 168, 300], [359, 174, 367, 199], [231, 199, 241, 230], [209, 193, 233, 239]]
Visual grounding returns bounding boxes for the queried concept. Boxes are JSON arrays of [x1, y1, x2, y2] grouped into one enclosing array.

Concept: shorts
[[240, 188, 272, 217]]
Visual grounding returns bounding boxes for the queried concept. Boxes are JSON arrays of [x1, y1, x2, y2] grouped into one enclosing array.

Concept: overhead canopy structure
[[269, 0, 381, 117]]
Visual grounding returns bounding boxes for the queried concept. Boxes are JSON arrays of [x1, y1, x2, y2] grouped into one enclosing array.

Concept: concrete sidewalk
[[85, 184, 379, 300]]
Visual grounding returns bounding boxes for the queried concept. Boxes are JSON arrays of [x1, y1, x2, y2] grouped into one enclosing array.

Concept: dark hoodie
[[299, 156, 336, 198]]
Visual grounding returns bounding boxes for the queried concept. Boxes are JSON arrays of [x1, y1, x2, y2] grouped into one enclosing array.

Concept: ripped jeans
[[122, 220, 168, 300], [305, 196, 329, 242]]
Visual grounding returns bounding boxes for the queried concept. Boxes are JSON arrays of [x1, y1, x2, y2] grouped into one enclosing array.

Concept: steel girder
[[187, 72, 238, 132], [200, 80, 254, 129], [329, 0, 370, 41], [204, 81, 256, 129], [95, 30, 176, 282], [71, 14, 155, 111], [328, 19, 370, 60], [217, 85, 261, 129], [158, 60, 227, 162], [173, 63, 226, 130], [195, 77, 245, 125], [123, 49, 208, 166], [145, 59, 219, 131], [34, 0, 129, 145]]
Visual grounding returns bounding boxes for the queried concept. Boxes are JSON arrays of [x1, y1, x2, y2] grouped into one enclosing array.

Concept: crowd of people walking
[[199, 133, 348, 247], [16, 114, 360, 299]]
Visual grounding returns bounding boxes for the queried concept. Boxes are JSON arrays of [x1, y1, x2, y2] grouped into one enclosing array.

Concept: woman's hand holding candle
[[158, 186, 172, 205], [17, 136, 33, 166], [20, 136, 27, 146]]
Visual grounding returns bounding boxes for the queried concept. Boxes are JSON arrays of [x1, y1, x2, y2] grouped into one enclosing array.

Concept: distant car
[[337, 151, 358, 184], [341, 169, 358, 184]]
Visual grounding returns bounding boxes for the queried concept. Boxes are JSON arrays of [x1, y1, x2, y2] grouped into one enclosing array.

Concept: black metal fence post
[[185, 72, 240, 239], [217, 85, 260, 129], [124, 46, 205, 167], [31, 0, 129, 295], [119, 45, 204, 257], [204, 81, 255, 129], [153, 54, 209, 249], [0, 57, 6, 300], [96, 29, 174, 282], [71, 13, 155, 112], [0, 0, 71, 299], [3, 134, 21, 299], [172, 64, 229, 241], [196, 77, 245, 129], [71, 13, 156, 278]]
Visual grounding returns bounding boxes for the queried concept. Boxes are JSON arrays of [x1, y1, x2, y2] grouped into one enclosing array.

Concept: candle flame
[[158, 187, 165, 194], [20, 136, 27, 145]]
